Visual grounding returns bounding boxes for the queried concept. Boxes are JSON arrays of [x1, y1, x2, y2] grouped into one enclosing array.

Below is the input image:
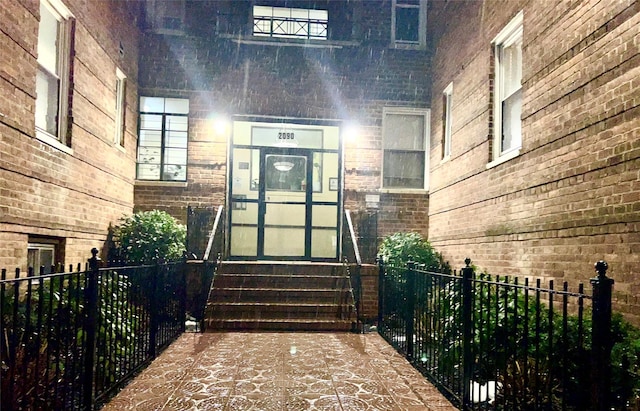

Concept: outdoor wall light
[[343, 122, 361, 143], [211, 115, 230, 137]]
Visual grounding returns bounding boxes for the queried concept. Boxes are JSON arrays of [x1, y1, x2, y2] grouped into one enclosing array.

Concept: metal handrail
[[344, 209, 363, 332], [344, 209, 362, 266], [203, 205, 224, 262]]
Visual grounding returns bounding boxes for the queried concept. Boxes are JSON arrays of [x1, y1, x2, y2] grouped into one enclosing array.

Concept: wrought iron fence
[[0, 249, 187, 410], [378, 258, 625, 411]]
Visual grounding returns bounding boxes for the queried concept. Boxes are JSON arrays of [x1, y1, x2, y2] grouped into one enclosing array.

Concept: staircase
[[204, 262, 357, 331]]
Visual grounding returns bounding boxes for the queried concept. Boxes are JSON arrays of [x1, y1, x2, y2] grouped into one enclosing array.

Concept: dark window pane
[[395, 7, 419, 42]]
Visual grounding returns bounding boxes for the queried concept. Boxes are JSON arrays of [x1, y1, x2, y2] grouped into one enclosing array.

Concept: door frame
[[226, 117, 344, 261], [257, 147, 313, 259]]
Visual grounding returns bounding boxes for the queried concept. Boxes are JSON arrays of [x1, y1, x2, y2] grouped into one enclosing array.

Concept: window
[[115, 69, 126, 147], [35, 0, 73, 145], [28, 237, 64, 275], [382, 108, 430, 190], [492, 11, 523, 162], [145, 0, 185, 34], [442, 83, 453, 160], [253, 6, 328, 40], [391, 0, 427, 48], [137, 97, 189, 181]]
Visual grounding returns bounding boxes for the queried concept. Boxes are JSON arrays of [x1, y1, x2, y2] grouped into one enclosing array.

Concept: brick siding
[[428, 0, 640, 324], [0, 0, 140, 271], [134, 1, 432, 242]]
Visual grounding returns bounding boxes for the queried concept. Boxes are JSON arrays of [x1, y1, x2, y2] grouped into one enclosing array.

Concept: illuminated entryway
[[228, 119, 342, 260]]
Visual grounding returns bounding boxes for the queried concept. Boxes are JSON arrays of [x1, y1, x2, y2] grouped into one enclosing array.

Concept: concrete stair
[[204, 262, 357, 331]]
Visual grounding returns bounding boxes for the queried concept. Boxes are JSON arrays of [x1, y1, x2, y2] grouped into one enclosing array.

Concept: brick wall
[[359, 264, 380, 322], [428, 0, 640, 324], [0, 0, 140, 270], [134, 1, 431, 247]]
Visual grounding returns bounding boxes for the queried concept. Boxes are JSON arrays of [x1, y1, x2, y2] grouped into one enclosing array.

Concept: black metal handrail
[[344, 210, 362, 266], [343, 210, 363, 331], [203, 204, 224, 263]]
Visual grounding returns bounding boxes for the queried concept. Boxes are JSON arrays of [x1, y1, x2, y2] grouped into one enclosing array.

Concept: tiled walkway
[[102, 332, 458, 411]]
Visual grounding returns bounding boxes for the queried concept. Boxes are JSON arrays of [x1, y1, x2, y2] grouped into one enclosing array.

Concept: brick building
[[0, 0, 638, 321], [0, 0, 141, 270], [427, 0, 639, 323]]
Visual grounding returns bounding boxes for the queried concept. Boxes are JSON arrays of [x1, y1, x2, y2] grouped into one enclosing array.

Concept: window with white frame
[[35, 0, 73, 144], [442, 83, 453, 160], [253, 5, 328, 40], [137, 97, 189, 182], [391, 0, 427, 48], [382, 108, 430, 189], [28, 237, 63, 275], [115, 69, 126, 147], [492, 11, 523, 161]]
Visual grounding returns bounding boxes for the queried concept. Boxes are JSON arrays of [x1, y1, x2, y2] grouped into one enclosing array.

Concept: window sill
[[146, 28, 185, 36], [114, 143, 126, 153], [378, 188, 429, 195], [486, 148, 520, 169], [135, 180, 188, 188], [390, 42, 426, 51], [226, 35, 359, 49], [35, 129, 73, 155]]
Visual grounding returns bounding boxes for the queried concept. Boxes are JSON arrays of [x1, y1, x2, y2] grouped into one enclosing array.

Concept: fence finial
[[464, 258, 471, 267], [594, 260, 608, 279]]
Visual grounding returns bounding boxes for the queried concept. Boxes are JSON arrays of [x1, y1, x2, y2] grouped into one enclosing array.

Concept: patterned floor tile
[[101, 332, 459, 411]]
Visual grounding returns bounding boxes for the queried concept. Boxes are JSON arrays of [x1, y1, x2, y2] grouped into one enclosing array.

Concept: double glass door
[[228, 121, 341, 260]]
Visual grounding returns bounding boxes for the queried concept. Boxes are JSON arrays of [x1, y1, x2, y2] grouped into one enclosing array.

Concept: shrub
[[111, 210, 186, 264], [378, 232, 450, 272]]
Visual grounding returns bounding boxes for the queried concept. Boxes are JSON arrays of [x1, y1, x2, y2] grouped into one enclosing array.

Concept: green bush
[[111, 210, 186, 264], [376, 235, 640, 409], [1, 273, 138, 409], [378, 232, 450, 272]]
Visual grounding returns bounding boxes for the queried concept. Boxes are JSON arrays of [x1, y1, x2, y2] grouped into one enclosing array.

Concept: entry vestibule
[[228, 120, 342, 260]]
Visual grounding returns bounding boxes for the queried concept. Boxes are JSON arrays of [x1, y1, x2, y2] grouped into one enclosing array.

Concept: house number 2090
[[278, 132, 295, 139]]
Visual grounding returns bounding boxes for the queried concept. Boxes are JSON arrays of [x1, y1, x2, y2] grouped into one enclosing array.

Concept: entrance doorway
[[228, 120, 342, 260]]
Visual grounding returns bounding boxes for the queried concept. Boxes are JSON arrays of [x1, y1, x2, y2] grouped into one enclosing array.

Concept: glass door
[[228, 120, 342, 261], [258, 148, 312, 259]]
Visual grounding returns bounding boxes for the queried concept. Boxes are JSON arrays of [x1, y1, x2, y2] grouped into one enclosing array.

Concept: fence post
[[179, 254, 188, 333], [148, 262, 160, 358], [83, 248, 100, 411], [377, 256, 385, 329], [461, 258, 473, 411], [405, 261, 416, 360], [590, 260, 614, 411]]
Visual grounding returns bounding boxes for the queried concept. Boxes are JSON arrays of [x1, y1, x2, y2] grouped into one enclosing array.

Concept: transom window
[[382, 108, 430, 190], [253, 5, 328, 40], [35, 0, 73, 145], [137, 97, 189, 182], [492, 11, 523, 162]]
